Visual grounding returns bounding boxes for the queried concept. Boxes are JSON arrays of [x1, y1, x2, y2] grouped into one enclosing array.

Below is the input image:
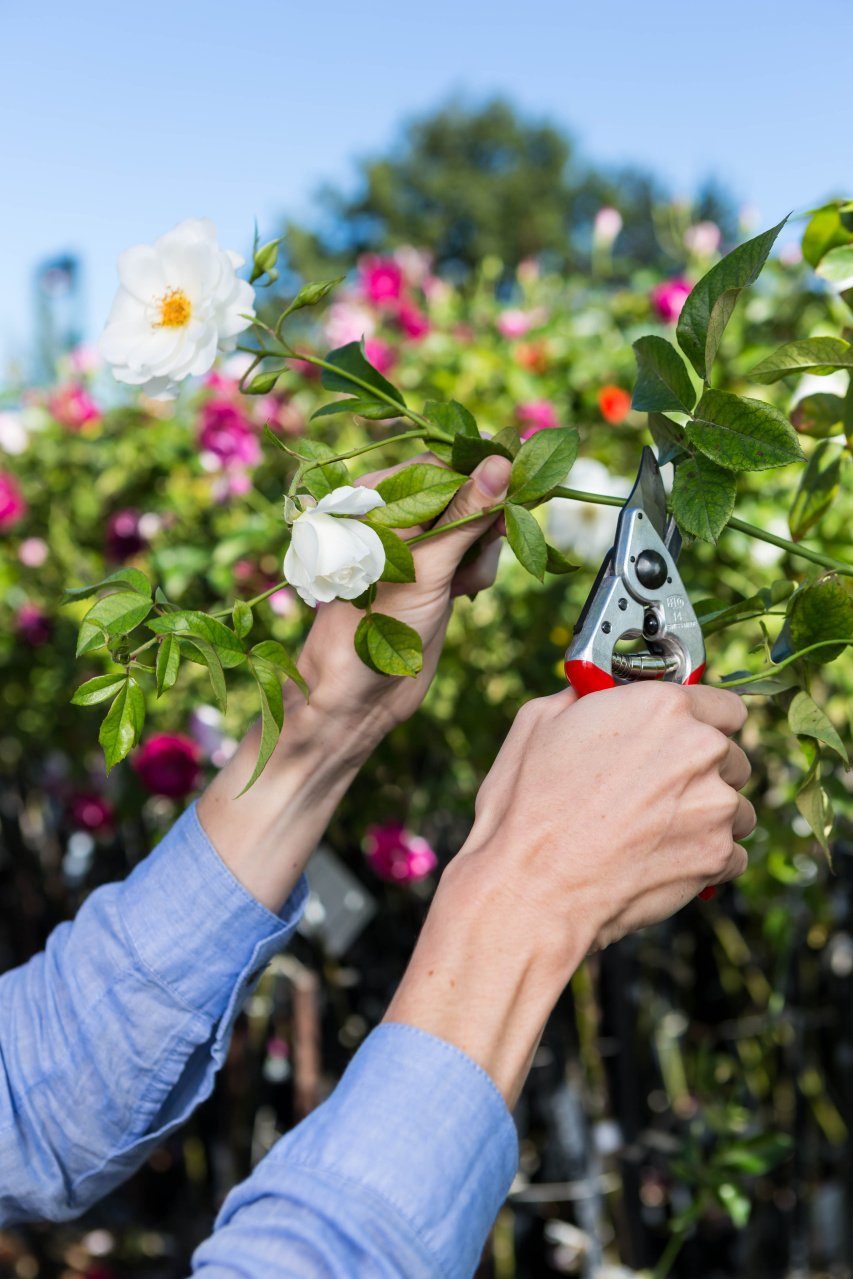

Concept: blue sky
[[1, 0, 849, 367]]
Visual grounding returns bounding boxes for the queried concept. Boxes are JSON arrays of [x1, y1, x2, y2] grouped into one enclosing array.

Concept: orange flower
[[597, 385, 632, 424], [514, 340, 550, 374]]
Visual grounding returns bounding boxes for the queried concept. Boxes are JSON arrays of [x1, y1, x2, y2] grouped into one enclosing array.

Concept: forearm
[[384, 838, 590, 1106], [197, 683, 382, 912]]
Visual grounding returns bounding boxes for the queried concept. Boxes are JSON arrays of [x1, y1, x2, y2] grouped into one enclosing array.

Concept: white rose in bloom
[[548, 458, 630, 563], [99, 219, 255, 399], [284, 486, 387, 607]]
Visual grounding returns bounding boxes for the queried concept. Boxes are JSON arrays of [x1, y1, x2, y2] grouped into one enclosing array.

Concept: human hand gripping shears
[[564, 447, 715, 900]]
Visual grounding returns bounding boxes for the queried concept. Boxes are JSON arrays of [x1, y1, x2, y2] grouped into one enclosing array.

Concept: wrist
[[197, 687, 371, 913], [384, 844, 587, 1105]]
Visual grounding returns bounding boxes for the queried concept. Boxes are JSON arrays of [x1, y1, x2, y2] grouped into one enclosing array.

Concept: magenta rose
[[69, 791, 115, 833], [133, 733, 201, 799], [364, 823, 438, 884], [198, 400, 261, 469], [16, 603, 52, 646], [395, 299, 430, 340], [516, 400, 559, 439], [358, 255, 404, 306], [106, 508, 147, 562], [0, 472, 26, 531], [48, 384, 101, 430], [497, 309, 534, 340], [650, 277, 691, 324]]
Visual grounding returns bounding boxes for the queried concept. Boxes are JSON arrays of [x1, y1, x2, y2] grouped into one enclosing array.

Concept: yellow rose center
[[156, 288, 192, 329]]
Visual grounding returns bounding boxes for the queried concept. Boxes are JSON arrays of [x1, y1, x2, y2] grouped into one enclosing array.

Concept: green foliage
[[320, 341, 405, 407], [788, 691, 848, 765], [147, 611, 247, 667], [372, 463, 466, 527], [671, 454, 737, 542], [367, 523, 416, 583], [686, 390, 803, 471], [505, 504, 547, 580], [354, 612, 423, 677], [788, 442, 845, 541], [787, 577, 853, 664], [508, 427, 579, 504], [750, 337, 853, 383], [99, 677, 146, 770], [631, 336, 696, 413], [676, 218, 787, 379]]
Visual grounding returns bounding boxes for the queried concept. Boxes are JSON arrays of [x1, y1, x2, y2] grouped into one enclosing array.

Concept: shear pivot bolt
[[635, 549, 667, 590]]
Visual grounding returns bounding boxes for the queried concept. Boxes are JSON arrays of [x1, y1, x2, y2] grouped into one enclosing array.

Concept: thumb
[[416, 455, 511, 580]]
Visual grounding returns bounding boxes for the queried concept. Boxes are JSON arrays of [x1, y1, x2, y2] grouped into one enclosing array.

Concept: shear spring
[[611, 652, 680, 679]]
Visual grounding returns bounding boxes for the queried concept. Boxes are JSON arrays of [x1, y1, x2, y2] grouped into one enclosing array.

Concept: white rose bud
[[283, 486, 387, 607]]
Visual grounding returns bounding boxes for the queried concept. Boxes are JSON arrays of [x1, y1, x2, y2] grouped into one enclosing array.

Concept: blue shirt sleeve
[[0, 802, 307, 1224], [191, 1022, 519, 1279]]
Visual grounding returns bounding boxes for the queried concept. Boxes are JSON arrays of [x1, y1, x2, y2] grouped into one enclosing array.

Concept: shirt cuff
[[117, 801, 308, 1022], [245, 1022, 518, 1278]]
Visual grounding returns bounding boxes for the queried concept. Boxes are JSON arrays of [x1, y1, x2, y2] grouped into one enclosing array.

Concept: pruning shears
[[564, 446, 706, 697]]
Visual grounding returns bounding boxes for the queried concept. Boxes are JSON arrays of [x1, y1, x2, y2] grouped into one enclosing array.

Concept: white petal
[[118, 246, 167, 302], [314, 485, 386, 516]]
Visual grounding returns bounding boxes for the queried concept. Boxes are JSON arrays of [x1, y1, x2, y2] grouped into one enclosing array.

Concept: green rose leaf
[[451, 433, 515, 474], [310, 399, 402, 421], [697, 580, 794, 636], [671, 455, 737, 543], [788, 576, 853, 664], [155, 633, 181, 696], [491, 427, 521, 457], [99, 677, 146, 772], [70, 672, 129, 706], [508, 427, 579, 505], [232, 600, 254, 638], [715, 1133, 793, 1176], [77, 591, 153, 657], [187, 638, 228, 712], [364, 521, 416, 583], [64, 567, 152, 604], [676, 217, 788, 379], [802, 202, 853, 267], [372, 463, 466, 528], [239, 657, 286, 794], [631, 336, 695, 413], [815, 244, 853, 284], [796, 760, 833, 860], [147, 611, 247, 668], [648, 412, 687, 466], [788, 691, 848, 765], [251, 639, 309, 700], [287, 437, 350, 499], [545, 543, 580, 575], [505, 503, 547, 580], [353, 612, 423, 677], [320, 340, 406, 408], [423, 399, 480, 440], [687, 389, 803, 472], [791, 393, 845, 437], [750, 338, 853, 383], [789, 442, 845, 542]]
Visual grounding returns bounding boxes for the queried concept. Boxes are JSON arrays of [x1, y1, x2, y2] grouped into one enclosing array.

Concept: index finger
[[685, 685, 748, 736]]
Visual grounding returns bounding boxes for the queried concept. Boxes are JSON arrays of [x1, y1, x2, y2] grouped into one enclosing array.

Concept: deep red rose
[[133, 733, 201, 799]]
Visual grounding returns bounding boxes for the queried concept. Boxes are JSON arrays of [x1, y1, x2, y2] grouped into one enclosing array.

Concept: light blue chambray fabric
[[0, 803, 519, 1278]]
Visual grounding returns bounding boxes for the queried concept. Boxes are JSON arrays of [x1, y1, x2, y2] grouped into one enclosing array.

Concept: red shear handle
[[564, 659, 616, 698]]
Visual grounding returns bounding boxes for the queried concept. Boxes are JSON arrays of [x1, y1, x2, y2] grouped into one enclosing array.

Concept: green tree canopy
[[280, 99, 737, 279]]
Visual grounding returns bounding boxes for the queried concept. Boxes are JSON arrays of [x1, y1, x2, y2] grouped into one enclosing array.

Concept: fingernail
[[476, 455, 511, 500]]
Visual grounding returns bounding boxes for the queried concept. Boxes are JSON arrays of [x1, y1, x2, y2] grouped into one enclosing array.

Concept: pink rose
[[16, 603, 52, 646], [516, 400, 559, 439], [323, 300, 376, 349], [0, 472, 26, 530], [199, 400, 261, 469], [364, 822, 438, 884], [497, 309, 534, 340], [49, 384, 101, 430], [684, 221, 721, 258], [19, 537, 48, 568], [358, 255, 404, 306], [133, 733, 201, 799], [364, 338, 397, 376], [69, 791, 115, 833], [650, 277, 692, 324], [106, 509, 147, 562], [394, 299, 430, 340]]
